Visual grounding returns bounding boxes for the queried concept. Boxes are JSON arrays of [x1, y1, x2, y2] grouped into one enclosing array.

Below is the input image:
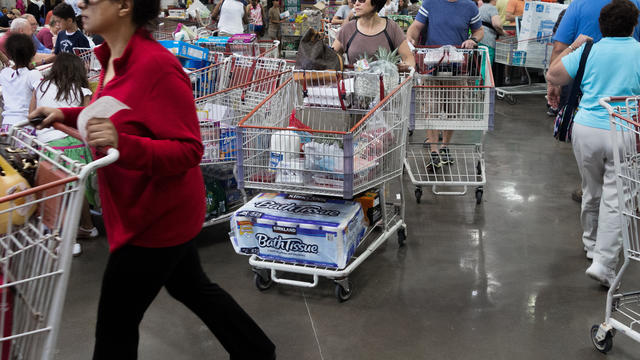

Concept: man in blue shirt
[[548, 0, 640, 110], [21, 14, 51, 54], [406, 0, 484, 168]]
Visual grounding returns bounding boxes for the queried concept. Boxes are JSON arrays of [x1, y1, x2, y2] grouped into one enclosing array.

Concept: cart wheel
[[591, 325, 614, 354], [335, 280, 352, 302], [475, 188, 483, 205], [408, 129, 413, 137], [254, 272, 273, 291], [397, 228, 407, 247], [415, 188, 423, 203], [505, 94, 517, 105]]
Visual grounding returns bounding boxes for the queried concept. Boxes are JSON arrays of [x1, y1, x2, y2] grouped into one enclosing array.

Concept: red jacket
[[61, 28, 205, 252]]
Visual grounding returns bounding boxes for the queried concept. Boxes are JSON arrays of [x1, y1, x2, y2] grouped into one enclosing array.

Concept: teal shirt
[[562, 37, 640, 130]]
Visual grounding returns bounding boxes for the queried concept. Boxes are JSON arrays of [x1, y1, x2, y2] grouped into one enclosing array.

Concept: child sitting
[[30, 52, 97, 256], [0, 33, 42, 132]]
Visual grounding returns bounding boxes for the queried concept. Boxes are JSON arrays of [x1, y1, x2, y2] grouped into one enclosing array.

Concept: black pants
[[93, 240, 276, 360]]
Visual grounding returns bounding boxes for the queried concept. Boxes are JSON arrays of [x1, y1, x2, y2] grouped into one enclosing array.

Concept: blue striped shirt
[[415, 0, 482, 46]]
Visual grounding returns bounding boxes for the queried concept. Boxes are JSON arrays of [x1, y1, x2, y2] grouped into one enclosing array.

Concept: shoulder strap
[[574, 40, 593, 86], [345, 20, 358, 61], [382, 19, 394, 51]]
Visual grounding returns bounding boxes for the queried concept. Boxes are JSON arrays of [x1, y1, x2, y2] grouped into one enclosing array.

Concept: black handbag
[[554, 39, 593, 142]]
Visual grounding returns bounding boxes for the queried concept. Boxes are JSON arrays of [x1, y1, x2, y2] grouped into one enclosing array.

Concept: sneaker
[[77, 226, 99, 239], [439, 147, 454, 165], [72, 243, 82, 257], [546, 107, 558, 117], [427, 151, 442, 169], [586, 262, 617, 288]]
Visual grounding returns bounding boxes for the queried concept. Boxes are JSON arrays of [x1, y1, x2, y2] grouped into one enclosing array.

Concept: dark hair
[[600, 0, 639, 37], [6, 33, 35, 68], [53, 2, 75, 21], [38, 52, 88, 104], [131, 0, 161, 28], [482, 0, 491, 3], [370, 0, 386, 13]]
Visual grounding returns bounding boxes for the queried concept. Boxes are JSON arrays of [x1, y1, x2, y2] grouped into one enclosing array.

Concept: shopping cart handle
[[13, 119, 85, 142]]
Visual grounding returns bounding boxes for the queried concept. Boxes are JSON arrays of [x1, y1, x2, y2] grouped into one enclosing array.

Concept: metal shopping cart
[[195, 71, 293, 227], [591, 96, 640, 353], [186, 59, 227, 99], [494, 35, 552, 104], [406, 46, 495, 204], [73, 48, 101, 79], [235, 70, 412, 301], [221, 54, 288, 89], [0, 122, 118, 359]]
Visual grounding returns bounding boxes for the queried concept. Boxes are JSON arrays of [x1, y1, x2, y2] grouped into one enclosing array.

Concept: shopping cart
[[0, 121, 118, 359], [495, 35, 552, 104], [591, 96, 640, 353], [73, 48, 101, 79], [235, 70, 411, 301], [221, 54, 288, 89], [186, 60, 227, 99], [152, 30, 176, 41], [406, 46, 495, 204], [323, 20, 341, 47], [195, 71, 292, 227]]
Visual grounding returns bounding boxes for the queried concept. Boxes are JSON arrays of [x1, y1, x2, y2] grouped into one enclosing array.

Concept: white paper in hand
[[77, 96, 131, 142]]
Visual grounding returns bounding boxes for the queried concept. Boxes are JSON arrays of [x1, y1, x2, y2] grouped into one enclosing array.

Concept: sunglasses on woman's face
[[354, 0, 367, 4]]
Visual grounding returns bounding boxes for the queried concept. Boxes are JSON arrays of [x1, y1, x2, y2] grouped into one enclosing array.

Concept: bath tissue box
[[229, 192, 366, 269]]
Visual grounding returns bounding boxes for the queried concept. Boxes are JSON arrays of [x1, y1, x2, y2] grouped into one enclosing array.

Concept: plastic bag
[[187, 0, 211, 21]]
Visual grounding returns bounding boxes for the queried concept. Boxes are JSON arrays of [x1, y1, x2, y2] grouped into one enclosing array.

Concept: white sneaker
[[72, 243, 82, 257], [586, 262, 617, 288]]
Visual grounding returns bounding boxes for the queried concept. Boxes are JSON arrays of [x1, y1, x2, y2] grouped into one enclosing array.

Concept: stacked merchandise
[[280, 10, 323, 57], [229, 192, 366, 269], [202, 164, 245, 222]]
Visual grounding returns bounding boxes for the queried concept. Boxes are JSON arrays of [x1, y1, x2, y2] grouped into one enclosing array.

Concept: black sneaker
[[439, 147, 454, 165], [427, 151, 442, 169]]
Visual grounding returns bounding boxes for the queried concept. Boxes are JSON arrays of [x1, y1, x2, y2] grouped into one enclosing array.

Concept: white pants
[[572, 122, 623, 270]]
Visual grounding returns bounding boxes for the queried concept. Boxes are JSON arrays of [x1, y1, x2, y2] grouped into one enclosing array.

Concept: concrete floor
[[55, 95, 640, 359]]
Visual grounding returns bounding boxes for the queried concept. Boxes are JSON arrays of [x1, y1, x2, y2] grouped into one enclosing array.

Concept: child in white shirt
[[0, 33, 42, 132]]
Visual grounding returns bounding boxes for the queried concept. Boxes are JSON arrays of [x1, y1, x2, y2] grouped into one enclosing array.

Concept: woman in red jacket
[[29, 0, 276, 358]]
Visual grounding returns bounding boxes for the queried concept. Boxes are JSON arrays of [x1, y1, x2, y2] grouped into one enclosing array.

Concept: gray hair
[[20, 14, 36, 21], [10, 18, 30, 33]]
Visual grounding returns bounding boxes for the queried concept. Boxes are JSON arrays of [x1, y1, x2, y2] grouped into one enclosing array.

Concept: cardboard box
[[229, 193, 366, 268]]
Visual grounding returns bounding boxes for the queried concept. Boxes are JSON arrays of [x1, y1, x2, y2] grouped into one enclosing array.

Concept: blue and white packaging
[[229, 193, 366, 269]]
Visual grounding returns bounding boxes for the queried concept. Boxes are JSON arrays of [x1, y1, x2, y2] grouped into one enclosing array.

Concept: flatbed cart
[[0, 121, 118, 359], [407, 46, 494, 204], [494, 35, 552, 104], [195, 70, 293, 227], [235, 70, 412, 301], [591, 96, 640, 353]]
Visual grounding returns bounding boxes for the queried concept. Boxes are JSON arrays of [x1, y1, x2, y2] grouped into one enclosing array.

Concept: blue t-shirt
[[561, 37, 640, 130], [54, 30, 90, 55], [553, 0, 640, 44], [32, 34, 50, 54], [415, 0, 481, 46]]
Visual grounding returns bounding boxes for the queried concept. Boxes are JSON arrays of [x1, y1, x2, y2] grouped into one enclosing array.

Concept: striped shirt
[[415, 0, 481, 46]]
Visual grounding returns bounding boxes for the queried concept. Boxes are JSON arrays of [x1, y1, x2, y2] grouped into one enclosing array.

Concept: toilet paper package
[[229, 193, 366, 269]]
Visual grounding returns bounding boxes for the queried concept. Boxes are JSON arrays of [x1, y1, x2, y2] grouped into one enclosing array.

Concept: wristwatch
[[468, 36, 478, 44]]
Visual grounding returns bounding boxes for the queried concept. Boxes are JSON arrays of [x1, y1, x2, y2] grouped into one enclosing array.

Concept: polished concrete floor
[[55, 95, 640, 359]]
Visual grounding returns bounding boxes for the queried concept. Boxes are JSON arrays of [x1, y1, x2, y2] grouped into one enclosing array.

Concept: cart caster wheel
[[475, 189, 483, 204], [397, 228, 407, 247], [335, 280, 352, 302], [254, 272, 273, 291], [415, 188, 423, 203], [505, 94, 517, 105], [591, 325, 614, 354], [408, 130, 413, 136]]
